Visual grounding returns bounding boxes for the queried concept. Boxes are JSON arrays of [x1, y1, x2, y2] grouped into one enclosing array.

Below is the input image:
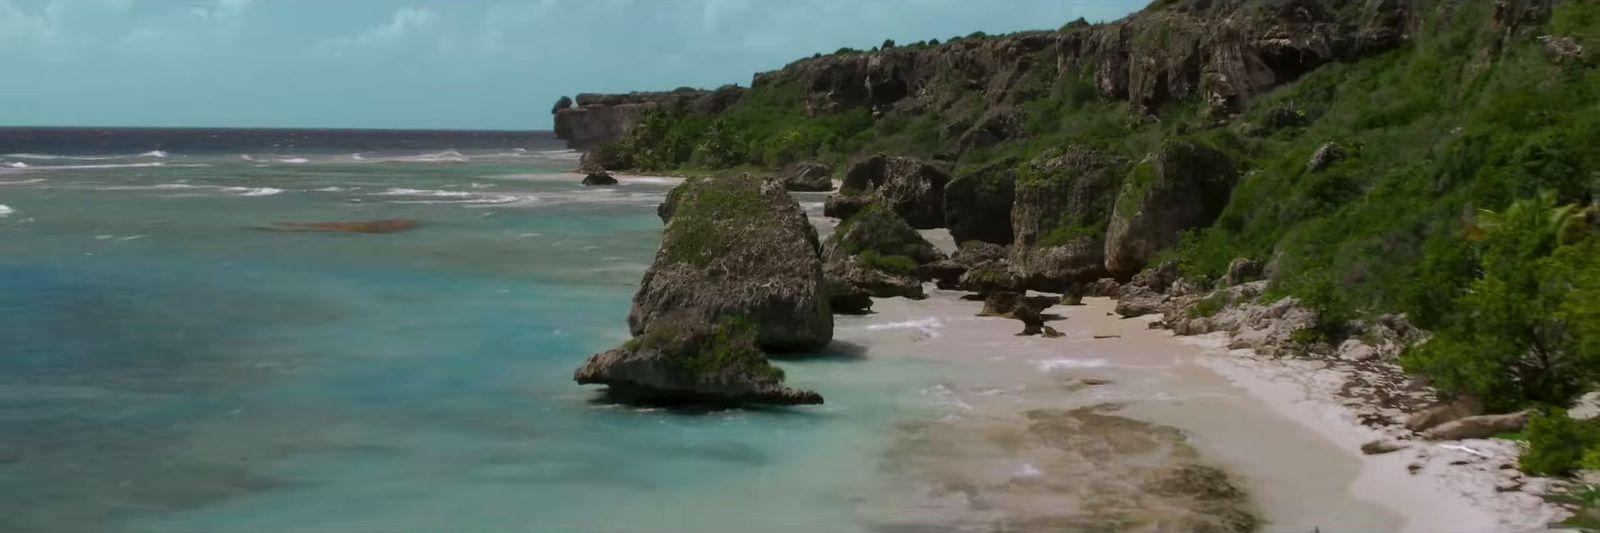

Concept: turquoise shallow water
[[0, 150, 949, 532]]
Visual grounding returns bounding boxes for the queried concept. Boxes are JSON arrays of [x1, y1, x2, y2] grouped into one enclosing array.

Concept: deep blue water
[[0, 133, 934, 532]]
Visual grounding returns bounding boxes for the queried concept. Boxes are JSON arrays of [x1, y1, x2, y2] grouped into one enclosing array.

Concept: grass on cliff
[[663, 176, 773, 267]]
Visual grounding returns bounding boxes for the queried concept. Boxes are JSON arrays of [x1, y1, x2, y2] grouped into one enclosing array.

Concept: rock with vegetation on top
[[944, 157, 1018, 245], [821, 203, 940, 304], [829, 154, 951, 229], [1010, 146, 1129, 291], [959, 260, 1022, 294], [822, 193, 873, 222], [1104, 140, 1239, 280], [1222, 258, 1263, 286], [782, 162, 835, 192], [630, 175, 832, 351], [952, 240, 1010, 267], [575, 312, 822, 405], [582, 172, 619, 186]]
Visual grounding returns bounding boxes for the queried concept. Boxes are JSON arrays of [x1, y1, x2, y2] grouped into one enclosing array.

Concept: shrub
[[1522, 410, 1600, 476]]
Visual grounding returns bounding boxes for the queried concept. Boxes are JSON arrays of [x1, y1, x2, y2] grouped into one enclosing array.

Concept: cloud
[[316, 6, 438, 52]]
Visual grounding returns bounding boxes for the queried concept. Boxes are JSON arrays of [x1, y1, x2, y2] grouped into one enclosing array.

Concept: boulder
[[629, 176, 832, 351], [582, 172, 619, 186], [575, 312, 822, 405], [826, 278, 876, 315], [833, 154, 950, 229], [821, 203, 942, 302], [918, 260, 968, 289], [1338, 339, 1379, 362], [1360, 440, 1408, 455], [1104, 141, 1239, 280], [1222, 258, 1263, 287], [943, 158, 1018, 245], [1115, 285, 1168, 318], [980, 291, 1022, 317], [959, 261, 1021, 294], [951, 241, 1010, 267], [1010, 146, 1128, 291], [823, 203, 946, 265], [1422, 411, 1532, 441], [1014, 302, 1047, 336], [823, 193, 873, 221], [782, 162, 835, 192], [1306, 142, 1346, 173], [1084, 278, 1123, 297], [1405, 397, 1486, 433]]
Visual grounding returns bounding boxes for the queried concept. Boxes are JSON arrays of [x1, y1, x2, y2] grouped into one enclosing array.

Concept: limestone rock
[[1361, 440, 1408, 455], [1405, 397, 1487, 433], [575, 312, 822, 405], [821, 204, 942, 303], [951, 241, 1010, 267], [832, 154, 950, 229], [943, 157, 1018, 245], [630, 176, 832, 351], [551, 95, 573, 115], [782, 162, 834, 192], [822, 193, 873, 222], [980, 291, 1022, 317], [1104, 141, 1239, 280], [1222, 258, 1263, 287], [582, 172, 619, 186], [580, 142, 632, 173], [918, 260, 968, 289], [554, 86, 745, 149], [1010, 146, 1128, 291], [1338, 339, 1379, 363], [1423, 411, 1532, 441], [1115, 285, 1168, 318], [959, 261, 1021, 294]]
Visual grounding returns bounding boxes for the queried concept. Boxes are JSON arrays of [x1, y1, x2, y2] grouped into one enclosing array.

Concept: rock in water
[[782, 162, 834, 192], [944, 157, 1017, 245], [582, 172, 619, 186], [1104, 141, 1239, 280], [631, 175, 832, 351], [575, 312, 822, 405], [1010, 146, 1128, 291], [821, 204, 941, 303], [828, 154, 950, 229]]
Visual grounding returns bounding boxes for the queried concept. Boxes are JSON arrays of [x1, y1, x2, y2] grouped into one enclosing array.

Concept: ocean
[[0, 128, 1398, 532]]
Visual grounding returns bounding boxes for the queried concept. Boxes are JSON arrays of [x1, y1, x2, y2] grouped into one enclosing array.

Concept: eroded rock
[[1104, 141, 1239, 280], [574, 312, 821, 405]]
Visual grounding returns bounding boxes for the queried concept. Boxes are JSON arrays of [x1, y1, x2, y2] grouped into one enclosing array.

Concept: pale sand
[[839, 291, 1563, 532]]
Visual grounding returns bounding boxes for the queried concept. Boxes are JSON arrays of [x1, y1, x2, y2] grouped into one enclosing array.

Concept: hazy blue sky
[[0, 0, 1144, 130]]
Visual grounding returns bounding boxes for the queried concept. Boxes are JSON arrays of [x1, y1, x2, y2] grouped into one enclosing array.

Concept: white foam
[[275, 158, 310, 164], [1036, 358, 1111, 372], [0, 204, 12, 217], [865, 317, 944, 339], [0, 178, 45, 185], [377, 188, 476, 198], [224, 187, 284, 197], [5, 162, 28, 168], [313, 186, 351, 192], [138, 150, 168, 159], [25, 162, 167, 171]]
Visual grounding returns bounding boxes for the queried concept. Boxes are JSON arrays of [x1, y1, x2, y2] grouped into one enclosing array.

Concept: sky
[[0, 0, 1146, 131]]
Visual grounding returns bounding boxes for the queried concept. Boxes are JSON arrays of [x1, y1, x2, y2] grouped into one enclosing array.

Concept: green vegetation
[[664, 177, 772, 267], [858, 250, 919, 276], [1521, 410, 1600, 476], [1038, 222, 1106, 248], [613, 0, 1599, 424], [636, 316, 785, 381]]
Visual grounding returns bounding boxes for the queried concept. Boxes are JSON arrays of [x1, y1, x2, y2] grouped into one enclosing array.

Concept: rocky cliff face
[[1009, 147, 1129, 290], [552, 87, 745, 149], [751, 0, 1409, 121], [1105, 140, 1240, 280]]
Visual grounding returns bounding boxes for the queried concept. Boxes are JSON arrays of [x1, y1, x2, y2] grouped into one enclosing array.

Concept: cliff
[[552, 87, 744, 149]]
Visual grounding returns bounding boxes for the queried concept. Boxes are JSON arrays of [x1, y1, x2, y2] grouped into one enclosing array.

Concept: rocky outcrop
[[821, 204, 941, 305], [1305, 141, 1346, 173], [1104, 140, 1239, 280], [748, 0, 1409, 122], [782, 162, 834, 192], [575, 312, 822, 405], [830, 154, 951, 229], [1010, 147, 1128, 291], [943, 157, 1018, 245], [1406, 397, 1487, 433], [553, 87, 746, 149], [630, 176, 832, 351], [582, 172, 618, 186]]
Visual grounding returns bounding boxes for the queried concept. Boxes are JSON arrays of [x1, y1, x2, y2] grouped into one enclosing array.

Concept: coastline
[[582, 169, 1569, 531]]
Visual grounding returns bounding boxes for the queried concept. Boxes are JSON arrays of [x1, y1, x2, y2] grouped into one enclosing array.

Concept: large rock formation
[[943, 157, 1018, 245], [782, 162, 835, 192], [575, 312, 823, 405], [748, 0, 1409, 120], [821, 203, 943, 311], [825, 154, 951, 229], [553, 86, 746, 149], [629, 175, 832, 351], [1104, 140, 1240, 280], [1010, 147, 1128, 291]]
